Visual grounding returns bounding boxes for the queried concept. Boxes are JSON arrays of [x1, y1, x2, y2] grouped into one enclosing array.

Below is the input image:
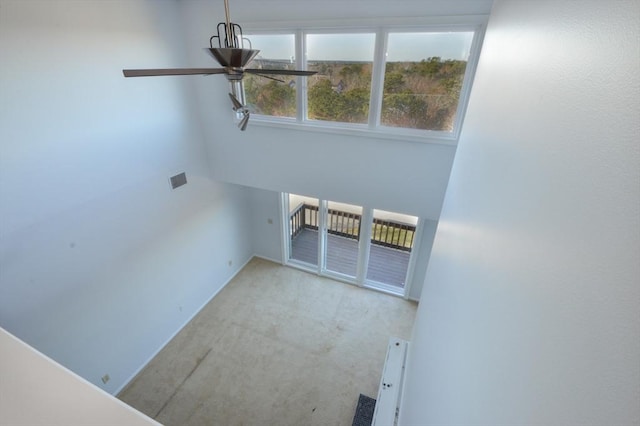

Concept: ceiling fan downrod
[[212, 0, 253, 129], [223, 0, 234, 47]]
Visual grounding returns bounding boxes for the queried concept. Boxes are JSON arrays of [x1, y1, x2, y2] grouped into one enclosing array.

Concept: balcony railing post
[[370, 217, 416, 252], [290, 203, 415, 252]]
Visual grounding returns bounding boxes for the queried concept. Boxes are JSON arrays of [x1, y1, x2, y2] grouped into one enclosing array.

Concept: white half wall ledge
[[0, 328, 159, 426]]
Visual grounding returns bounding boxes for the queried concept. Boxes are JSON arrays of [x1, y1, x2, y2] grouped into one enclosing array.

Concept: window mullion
[[356, 207, 374, 286], [368, 28, 387, 130], [296, 29, 305, 123]]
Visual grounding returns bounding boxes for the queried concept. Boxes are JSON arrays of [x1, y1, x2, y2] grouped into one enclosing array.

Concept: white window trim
[[243, 15, 488, 145]]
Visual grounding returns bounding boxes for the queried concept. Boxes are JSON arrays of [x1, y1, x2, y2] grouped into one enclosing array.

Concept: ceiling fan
[[123, 0, 316, 131]]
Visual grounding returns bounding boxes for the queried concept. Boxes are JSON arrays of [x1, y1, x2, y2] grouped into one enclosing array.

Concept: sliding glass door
[[322, 201, 362, 279], [284, 193, 419, 297], [288, 194, 319, 267], [365, 209, 418, 291]]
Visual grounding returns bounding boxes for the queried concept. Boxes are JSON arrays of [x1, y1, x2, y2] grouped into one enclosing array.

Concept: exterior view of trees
[[244, 77, 296, 117], [380, 57, 467, 131], [244, 56, 467, 131], [306, 62, 372, 124], [244, 60, 297, 117]]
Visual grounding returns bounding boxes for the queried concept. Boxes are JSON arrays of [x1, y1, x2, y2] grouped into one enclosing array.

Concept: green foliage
[[339, 63, 364, 78], [257, 80, 295, 115], [249, 56, 467, 131], [384, 62, 401, 73], [382, 90, 428, 128], [440, 59, 467, 78], [408, 56, 443, 77], [381, 57, 468, 131], [308, 79, 370, 123], [308, 79, 340, 121], [245, 77, 295, 117], [341, 87, 369, 123], [384, 72, 405, 93]]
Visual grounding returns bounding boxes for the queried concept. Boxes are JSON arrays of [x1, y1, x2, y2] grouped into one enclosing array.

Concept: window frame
[[242, 15, 487, 145], [241, 31, 299, 120], [303, 29, 378, 126]]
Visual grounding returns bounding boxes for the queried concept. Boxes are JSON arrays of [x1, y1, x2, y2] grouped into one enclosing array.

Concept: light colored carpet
[[118, 257, 417, 426]]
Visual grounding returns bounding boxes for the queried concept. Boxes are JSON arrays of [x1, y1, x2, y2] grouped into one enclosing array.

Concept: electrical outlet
[[101, 374, 110, 384]]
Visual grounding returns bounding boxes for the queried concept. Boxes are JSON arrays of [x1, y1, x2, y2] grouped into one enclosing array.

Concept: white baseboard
[[114, 255, 254, 396], [252, 254, 284, 265]]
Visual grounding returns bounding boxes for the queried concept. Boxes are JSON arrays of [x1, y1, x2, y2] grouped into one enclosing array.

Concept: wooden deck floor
[[290, 229, 410, 288]]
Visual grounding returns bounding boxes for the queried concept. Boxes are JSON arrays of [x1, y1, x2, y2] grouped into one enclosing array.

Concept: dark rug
[[352, 394, 376, 426]]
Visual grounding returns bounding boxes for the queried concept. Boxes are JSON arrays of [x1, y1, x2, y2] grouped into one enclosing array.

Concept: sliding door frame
[[281, 193, 418, 299]]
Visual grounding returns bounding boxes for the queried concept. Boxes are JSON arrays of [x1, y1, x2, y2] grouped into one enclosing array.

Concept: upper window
[[381, 32, 474, 132], [306, 33, 375, 125], [244, 34, 297, 118], [244, 23, 483, 142]]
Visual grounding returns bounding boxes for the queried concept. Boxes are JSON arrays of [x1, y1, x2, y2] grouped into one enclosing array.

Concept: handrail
[[371, 217, 415, 251], [327, 207, 360, 240], [290, 203, 415, 252], [289, 203, 306, 238]]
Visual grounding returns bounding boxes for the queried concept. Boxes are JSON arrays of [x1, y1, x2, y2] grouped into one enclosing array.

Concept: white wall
[[407, 219, 437, 301], [178, 0, 493, 221], [249, 187, 285, 263], [1, 328, 159, 426], [401, 1, 640, 425], [0, 0, 254, 394]]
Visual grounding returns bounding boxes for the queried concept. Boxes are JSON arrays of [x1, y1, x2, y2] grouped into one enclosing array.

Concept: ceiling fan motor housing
[[207, 48, 260, 69]]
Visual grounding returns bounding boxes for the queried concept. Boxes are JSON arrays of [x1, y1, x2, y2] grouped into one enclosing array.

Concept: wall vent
[[170, 172, 187, 189]]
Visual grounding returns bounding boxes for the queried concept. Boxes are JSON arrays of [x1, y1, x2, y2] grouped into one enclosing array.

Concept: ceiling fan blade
[[245, 68, 317, 77], [122, 68, 227, 77], [252, 73, 285, 83]]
